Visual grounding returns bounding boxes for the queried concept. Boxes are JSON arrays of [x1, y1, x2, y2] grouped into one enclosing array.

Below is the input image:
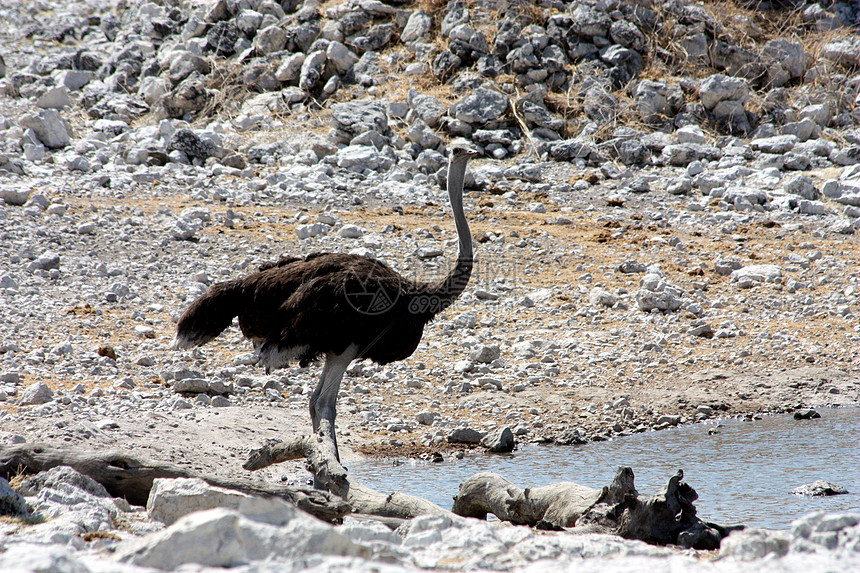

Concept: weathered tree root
[[3, 440, 738, 550], [0, 443, 349, 523], [452, 467, 740, 549], [244, 433, 450, 520], [244, 435, 736, 549]]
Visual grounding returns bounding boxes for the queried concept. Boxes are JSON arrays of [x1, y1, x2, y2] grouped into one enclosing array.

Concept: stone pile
[[2, 0, 860, 171]]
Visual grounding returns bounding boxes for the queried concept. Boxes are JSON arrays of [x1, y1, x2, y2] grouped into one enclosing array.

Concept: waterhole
[[350, 407, 859, 529]]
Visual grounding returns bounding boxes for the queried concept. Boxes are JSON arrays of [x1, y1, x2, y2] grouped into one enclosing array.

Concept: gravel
[[1, 0, 860, 570]]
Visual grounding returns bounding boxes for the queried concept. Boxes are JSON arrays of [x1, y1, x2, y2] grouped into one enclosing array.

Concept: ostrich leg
[[309, 345, 358, 465]]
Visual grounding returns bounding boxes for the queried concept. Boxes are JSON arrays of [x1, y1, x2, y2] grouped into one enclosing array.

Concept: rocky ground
[[1, 0, 859, 570]]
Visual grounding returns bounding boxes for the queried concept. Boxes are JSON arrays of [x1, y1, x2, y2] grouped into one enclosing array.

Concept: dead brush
[[702, 0, 808, 45], [544, 83, 584, 138], [201, 59, 252, 119], [508, 0, 547, 27], [644, 4, 713, 79]]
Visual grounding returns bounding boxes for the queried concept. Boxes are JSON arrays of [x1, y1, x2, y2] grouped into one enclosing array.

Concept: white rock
[[148, 478, 290, 525], [296, 223, 330, 239], [731, 264, 782, 286], [36, 86, 72, 109], [589, 287, 618, 307], [339, 224, 365, 238], [20, 382, 53, 405], [636, 289, 681, 311], [19, 109, 71, 148], [116, 507, 363, 569]]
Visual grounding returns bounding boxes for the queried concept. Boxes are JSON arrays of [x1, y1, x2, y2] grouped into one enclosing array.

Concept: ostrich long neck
[[430, 157, 473, 307]]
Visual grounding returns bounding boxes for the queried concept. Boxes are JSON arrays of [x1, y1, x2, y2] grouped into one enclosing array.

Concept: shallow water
[[350, 407, 860, 530]]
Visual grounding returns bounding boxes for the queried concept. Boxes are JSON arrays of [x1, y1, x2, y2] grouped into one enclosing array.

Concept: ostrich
[[173, 145, 478, 462]]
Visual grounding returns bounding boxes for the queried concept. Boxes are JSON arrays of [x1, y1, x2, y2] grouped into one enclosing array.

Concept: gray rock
[[712, 99, 750, 134], [762, 39, 807, 86], [550, 138, 595, 161], [450, 87, 508, 125], [19, 109, 71, 148], [666, 176, 693, 195], [254, 25, 287, 54], [791, 481, 849, 497], [402, 10, 433, 43], [441, 0, 469, 37], [0, 275, 18, 290], [173, 378, 230, 394], [830, 146, 860, 166], [784, 175, 820, 200], [299, 50, 327, 91], [719, 527, 790, 560], [635, 80, 682, 125], [821, 36, 860, 67], [589, 287, 618, 307], [169, 129, 222, 161], [797, 200, 825, 215], [780, 118, 818, 142], [171, 218, 202, 240], [714, 257, 743, 276], [521, 100, 563, 132], [612, 139, 650, 166], [407, 90, 446, 128], [751, 134, 798, 154], [147, 478, 294, 525], [699, 74, 749, 110], [275, 53, 305, 83], [117, 507, 361, 569], [662, 143, 721, 166], [570, 4, 611, 38], [800, 104, 832, 128], [0, 545, 97, 572], [18, 465, 111, 500], [406, 119, 442, 150], [555, 427, 587, 445], [326, 41, 358, 76], [617, 260, 648, 274], [793, 408, 821, 420], [0, 478, 28, 516], [731, 264, 782, 287], [138, 75, 170, 105], [296, 223, 330, 239], [20, 382, 53, 405], [36, 86, 72, 109], [348, 23, 395, 53], [636, 289, 682, 312], [234, 9, 264, 37], [447, 427, 485, 444], [790, 511, 860, 553], [331, 99, 388, 137], [1, 187, 31, 206], [470, 344, 500, 364], [676, 125, 707, 145], [167, 51, 211, 84], [689, 323, 714, 338], [335, 145, 386, 171], [480, 426, 515, 453], [416, 246, 443, 259]]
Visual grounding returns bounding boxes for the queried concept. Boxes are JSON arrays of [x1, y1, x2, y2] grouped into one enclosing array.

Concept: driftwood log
[[245, 432, 736, 549], [0, 443, 349, 523], [452, 467, 738, 549], [4, 438, 738, 549], [244, 434, 449, 521]]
